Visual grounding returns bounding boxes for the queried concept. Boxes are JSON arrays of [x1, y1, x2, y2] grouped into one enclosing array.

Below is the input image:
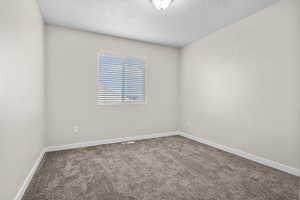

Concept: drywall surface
[[180, 0, 300, 169], [46, 25, 179, 146], [0, 0, 45, 199]]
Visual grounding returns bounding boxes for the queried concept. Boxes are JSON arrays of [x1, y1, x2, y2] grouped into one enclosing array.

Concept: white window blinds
[[97, 54, 145, 104]]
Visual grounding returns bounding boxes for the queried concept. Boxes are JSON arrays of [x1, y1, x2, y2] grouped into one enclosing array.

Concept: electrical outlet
[[73, 126, 79, 134], [186, 121, 191, 128]]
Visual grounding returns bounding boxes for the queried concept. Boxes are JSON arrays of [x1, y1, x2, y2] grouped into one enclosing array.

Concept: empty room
[[1, 0, 300, 199]]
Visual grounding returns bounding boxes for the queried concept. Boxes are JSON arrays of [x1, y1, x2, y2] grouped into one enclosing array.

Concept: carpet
[[23, 136, 299, 200]]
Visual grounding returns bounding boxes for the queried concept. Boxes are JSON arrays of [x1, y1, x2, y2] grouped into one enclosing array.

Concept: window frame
[[96, 52, 148, 105]]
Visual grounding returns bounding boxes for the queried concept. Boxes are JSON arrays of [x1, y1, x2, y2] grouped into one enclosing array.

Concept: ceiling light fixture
[[151, 0, 174, 11]]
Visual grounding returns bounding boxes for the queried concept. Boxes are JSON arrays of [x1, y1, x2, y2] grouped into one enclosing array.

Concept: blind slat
[[97, 54, 145, 104]]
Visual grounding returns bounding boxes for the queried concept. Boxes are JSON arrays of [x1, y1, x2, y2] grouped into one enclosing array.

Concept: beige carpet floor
[[23, 136, 299, 200]]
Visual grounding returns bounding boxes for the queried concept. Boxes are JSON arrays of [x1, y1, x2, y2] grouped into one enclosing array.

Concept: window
[[97, 54, 146, 104]]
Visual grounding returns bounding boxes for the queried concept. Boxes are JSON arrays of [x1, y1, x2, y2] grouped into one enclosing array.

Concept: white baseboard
[[179, 132, 300, 177], [46, 131, 180, 152], [14, 149, 46, 200]]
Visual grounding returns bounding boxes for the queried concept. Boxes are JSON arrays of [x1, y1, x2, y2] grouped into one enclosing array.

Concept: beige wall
[[0, 0, 45, 199], [180, 0, 300, 169], [1, 1, 299, 198], [45, 25, 179, 146]]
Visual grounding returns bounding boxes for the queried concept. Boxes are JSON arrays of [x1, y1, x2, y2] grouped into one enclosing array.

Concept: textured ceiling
[[38, 0, 279, 47]]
